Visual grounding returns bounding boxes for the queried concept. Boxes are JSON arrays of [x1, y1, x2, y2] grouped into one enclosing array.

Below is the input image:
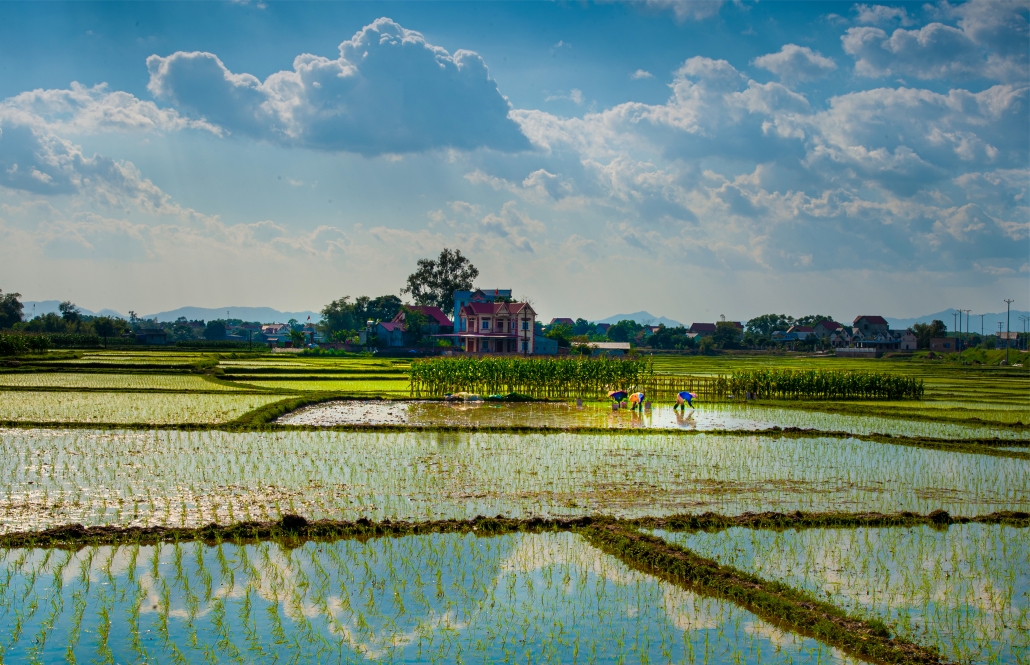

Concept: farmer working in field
[[628, 391, 646, 411], [608, 390, 628, 405], [675, 391, 696, 411]]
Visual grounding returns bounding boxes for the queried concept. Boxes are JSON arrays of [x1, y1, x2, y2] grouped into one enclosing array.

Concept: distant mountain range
[[596, 311, 684, 327], [21, 302, 321, 323], [22, 301, 127, 319], [885, 308, 1029, 335], [19, 301, 1026, 334], [142, 306, 321, 323]]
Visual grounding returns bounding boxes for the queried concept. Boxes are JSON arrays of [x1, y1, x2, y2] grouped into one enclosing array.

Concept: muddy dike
[[583, 523, 955, 665], [2, 509, 1026, 550]]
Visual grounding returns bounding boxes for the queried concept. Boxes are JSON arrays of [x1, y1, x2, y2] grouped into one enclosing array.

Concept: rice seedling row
[[0, 530, 934, 665], [0, 391, 284, 425], [1, 428, 1025, 533], [0, 373, 247, 392], [650, 523, 1030, 664]]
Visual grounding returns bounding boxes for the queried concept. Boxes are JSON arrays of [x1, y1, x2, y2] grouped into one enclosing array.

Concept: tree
[[571, 318, 593, 336], [912, 320, 947, 349], [0, 290, 23, 329], [401, 307, 431, 346], [712, 321, 742, 349], [170, 317, 194, 342], [544, 322, 573, 348], [363, 295, 403, 324], [745, 314, 794, 336], [289, 328, 306, 347], [59, 301, 80, 327], [94, 316, 117, 347], [607, 319, 642, 343], [204, 321, 227, 340], [795, 314, 833, 327], [401, 248, 479, 313], [649, 325, 695, 350]]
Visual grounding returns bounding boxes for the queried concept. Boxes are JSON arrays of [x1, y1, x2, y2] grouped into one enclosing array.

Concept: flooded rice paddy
[[0, 531, 859, 665], [1, 428, 1027, 533], [651, 523, 1030, 664], [279, 399, 1030, 440], [0, 391, 284, 424]]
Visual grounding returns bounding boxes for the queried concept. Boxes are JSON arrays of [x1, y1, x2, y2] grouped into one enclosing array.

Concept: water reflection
[[278, 399, 1029, 439], [0, 532, 856, 664]]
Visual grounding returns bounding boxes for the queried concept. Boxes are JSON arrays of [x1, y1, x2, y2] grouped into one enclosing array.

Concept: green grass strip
[[582, 523, 951, 665]]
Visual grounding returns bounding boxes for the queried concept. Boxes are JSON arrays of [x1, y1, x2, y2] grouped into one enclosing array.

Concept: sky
[[0, 0, 1027, 324]]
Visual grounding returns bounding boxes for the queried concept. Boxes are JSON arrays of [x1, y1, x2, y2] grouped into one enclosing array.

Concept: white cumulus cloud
[[145, 17, 530, 155], [843, 0, 1029, 81], [753, 45, 838, 83]]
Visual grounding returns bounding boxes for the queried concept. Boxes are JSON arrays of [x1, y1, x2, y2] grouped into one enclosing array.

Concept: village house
[[375, 306, 455, 347], [688, 321, 744, 339], [549, 317, 575, 326], [375, 321, 405, 347], [853, 315, 889, 337], [456, 300, 537, 353], [452, 289, 511, 331], [812, 320, 845, 339], [899, 329, 918, 351], [929, 337, 963, 352], [785, 325, 814, 340]]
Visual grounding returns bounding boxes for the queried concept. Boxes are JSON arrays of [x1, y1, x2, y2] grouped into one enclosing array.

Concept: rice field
[[651, 524, 1030, 664], [281, 399, 1030, 440], [0, 531, 855, 664], [1, 428, 1026, 533], [233, 378, 410, 394], [0, 391, 283, 424], [0, 373, 244, 392], [0, 349, 1027, 662]]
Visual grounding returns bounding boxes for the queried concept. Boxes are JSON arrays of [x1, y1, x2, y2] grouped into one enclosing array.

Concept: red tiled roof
[[814, 320, 843, 330], [854, 315, 889, 325], [788, 326, 815, 333], [550, 317, 575, 325], [395, 306, 452, 327], [378, 322, 403, 332]]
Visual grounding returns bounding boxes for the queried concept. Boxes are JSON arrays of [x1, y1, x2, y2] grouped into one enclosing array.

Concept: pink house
[[457, 301, 537, 354]]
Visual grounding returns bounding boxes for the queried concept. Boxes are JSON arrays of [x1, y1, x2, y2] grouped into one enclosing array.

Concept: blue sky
[[0, 1, 1026, 323]]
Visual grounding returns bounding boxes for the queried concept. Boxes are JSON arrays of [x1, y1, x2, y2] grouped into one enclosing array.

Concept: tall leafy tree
[[544, 322, 573, 348], [0, 289, 23, 329], [204, 321, 227, 340], [712, 321, 742, 349], [93, 316, 119, 347], [402, 248, 479, 312], [745, 314, 794, 336], [59, 301, 80, 324], [606, 319, 642, 343], [794, 314, 833, 327], [912, 320, 947, 349]]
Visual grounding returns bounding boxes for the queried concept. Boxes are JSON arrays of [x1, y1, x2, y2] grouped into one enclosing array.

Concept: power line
[[1004, 299, 1014, 366]]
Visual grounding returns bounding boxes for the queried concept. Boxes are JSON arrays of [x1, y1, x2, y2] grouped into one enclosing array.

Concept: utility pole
[[1004, 299, 1014, 365], [980, 313, 985, 337], [961, 309, 971, 335], [952, 311, 958, 334]]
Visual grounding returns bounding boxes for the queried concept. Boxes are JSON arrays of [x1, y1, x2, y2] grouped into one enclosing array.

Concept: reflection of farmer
[[628, 392, 645, 411], [675, 391, 696, 411], [608, 390, 628, 405]]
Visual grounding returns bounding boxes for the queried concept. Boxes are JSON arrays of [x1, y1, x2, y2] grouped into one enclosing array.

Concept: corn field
[[723, 369, 924, 400], [409, 356, 655, 398]]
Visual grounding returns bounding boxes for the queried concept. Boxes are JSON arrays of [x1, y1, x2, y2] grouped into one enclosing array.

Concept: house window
[[482, 319, 490, 330], [521, 341, 527, 352], [521, 320, 529, 331]]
